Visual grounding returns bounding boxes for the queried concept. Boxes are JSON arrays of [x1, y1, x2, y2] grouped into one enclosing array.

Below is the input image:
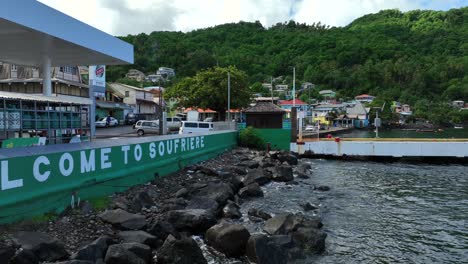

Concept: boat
[[454, 125, 464, 129]]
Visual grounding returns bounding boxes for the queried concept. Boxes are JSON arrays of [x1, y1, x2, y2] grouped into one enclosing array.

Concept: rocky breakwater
[[0, 148, 329, 264]]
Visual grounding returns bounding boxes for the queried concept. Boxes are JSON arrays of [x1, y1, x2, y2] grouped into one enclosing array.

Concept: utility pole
[[270, 76, 273, 103], [227, 72, 231, 122], [293, 67, 296, 107]]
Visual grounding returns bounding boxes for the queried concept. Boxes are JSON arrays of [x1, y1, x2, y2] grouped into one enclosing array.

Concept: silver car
[[134, 120, 160, 136]]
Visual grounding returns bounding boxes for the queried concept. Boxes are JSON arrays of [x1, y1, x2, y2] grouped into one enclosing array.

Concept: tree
[[165, 66, 251, 121]]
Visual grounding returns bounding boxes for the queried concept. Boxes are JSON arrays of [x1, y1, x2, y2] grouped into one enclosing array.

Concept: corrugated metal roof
[[96, 101, 132, 109], [0, 91, 92, 105]]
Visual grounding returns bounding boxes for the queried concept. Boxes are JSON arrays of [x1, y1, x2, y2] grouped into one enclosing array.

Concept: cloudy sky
[[38, 0, 466, 36]]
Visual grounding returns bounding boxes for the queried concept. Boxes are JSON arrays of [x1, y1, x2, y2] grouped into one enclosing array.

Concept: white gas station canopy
[[0, 0, 134, 67]]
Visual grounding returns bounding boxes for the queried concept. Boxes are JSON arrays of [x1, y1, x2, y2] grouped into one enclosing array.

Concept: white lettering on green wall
[[121, 145, 130, 164], [101, 148, 112, 169], [134, 144, 142, 161], [166, 140, 173, 155], [181, 138, 186, 152], [59, 153, 74, 177], [33, 156, 50, 182], [149, 143, 156, 159], [201, 136, 205, 148], [158, 141, 165, 156], [174, 139, 179, 153], [1, 160, 23, 190], [80, 150, 95, 173]]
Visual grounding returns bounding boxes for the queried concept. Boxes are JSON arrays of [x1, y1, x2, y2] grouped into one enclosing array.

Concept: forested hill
[[107, 7, 468, 105]]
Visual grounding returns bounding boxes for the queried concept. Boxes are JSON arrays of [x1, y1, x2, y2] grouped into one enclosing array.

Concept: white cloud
[[294, 0, 419, 27], [37, 0, 464, 35]]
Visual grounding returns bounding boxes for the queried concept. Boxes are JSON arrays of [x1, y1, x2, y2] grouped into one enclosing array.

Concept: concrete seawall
[[0, 131, 237, 223], [292, 138, 468, 162]]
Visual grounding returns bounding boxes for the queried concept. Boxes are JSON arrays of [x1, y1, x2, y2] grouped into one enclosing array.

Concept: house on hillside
[[346, 101, 369, 128], [243, 101, 285, 128], [126, 69, 146, 82], [156, 67, 175, 78], [312, 104, 346, 126], [355, 94, 375, 104], [107, 83, 157, 117], [279, 99, 309, 118]]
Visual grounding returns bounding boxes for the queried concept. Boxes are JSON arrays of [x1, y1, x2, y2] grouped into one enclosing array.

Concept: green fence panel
[[254, 128, 291, 150], [0, 131, 237, 223]]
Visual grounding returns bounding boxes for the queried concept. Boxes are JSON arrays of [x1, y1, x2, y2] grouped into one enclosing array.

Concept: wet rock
[[196, 165, 218, 176], [247, 208, 272, 221], [264, 213, 323, 236], [270, 165, 294, 182], [104, 243, 149, 264], [238, 160, 259, 169], [246, 234, 288, 264], [98, 209, 146, 230], [11, 231, 69, 262], [191, 182, 234, 206], [242, 169, 271, 186], [70, 235, 113, 262], [317, 185, 331, 191], [292, 227, 327, 253], [157, 235, 207, 264], [0, 242, 16, 263], [270, 235, 295, 249], [230, 175, 244, 192], [278, 152, 298, 165], [51, 260, 94, 264], [186, 196, 219, 213], [206, 223, 250, 257], [300, 202, 318, 211], [111, 197, 131, 211], [10, 249, 39, 264], [296, 172, 310, 179], [239, 183, 263, 198], [118, 231, 158, 248], [226, 166, 247, 175], [165, 209, 217, 234], [222, 201, 242, 219], [175, 188, 189, 198]]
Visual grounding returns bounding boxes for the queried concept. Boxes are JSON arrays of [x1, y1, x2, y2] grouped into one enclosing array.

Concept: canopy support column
[[42, 56, 52, 96]]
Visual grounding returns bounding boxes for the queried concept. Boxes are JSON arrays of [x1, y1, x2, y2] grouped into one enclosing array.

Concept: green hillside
[[108, 7, 468, 108]]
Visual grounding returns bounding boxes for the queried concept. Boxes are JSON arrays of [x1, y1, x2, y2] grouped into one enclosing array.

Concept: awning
[[0, 91, 91, 105], [0, 0, 133, 66], [96, 101, 132, 110], [136, 99, 157, 105]]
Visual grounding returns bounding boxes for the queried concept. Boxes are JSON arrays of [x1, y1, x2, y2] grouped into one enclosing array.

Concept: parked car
[[134, 120, 160, 136], [304, 125, 317, 131], [203, 117, 213, 122], [125, 113, 137, 125], [96, 117, 118, 127], [166, 117, 182, 130], [179, 121, 214, 134]]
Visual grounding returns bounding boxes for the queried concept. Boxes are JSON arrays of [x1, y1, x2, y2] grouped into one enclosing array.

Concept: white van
[[179, 121, 214, 134]]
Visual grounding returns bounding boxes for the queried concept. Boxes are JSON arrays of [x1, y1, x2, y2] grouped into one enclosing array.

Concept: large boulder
[[9, 248, 39, 264], [239, 183, 263, 198], [70, 235, 113, 262], [270, 165, 294, 182], [238, 160, 260, 169], [246, 234, 288, 264], [247, 208, 272, 221], [186, 196, 219, 213], [206, 223, 250, 257], [264, 213, 322, 236], [118, 231, 158, 248], [222, 201, 242, 219], [104, 243, 150, 264], [11, 232, 69, 262], [191, 182, 234, 206], [146, 219, 179, 247], [277, 152, 298, 165], [196, 165, 219, 176], [242, 169, 271, 186], [157, 235, 207, 264], [0, 242, 15, 263], [165, 209, 217, 234], [292, 227, 327, 253], [129, 191, 154, 212], [98, 209, 146, 230]]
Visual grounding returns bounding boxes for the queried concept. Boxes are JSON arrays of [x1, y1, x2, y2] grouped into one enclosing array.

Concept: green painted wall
[[0, 132, 237, 223], [254, 129, 291, 150]]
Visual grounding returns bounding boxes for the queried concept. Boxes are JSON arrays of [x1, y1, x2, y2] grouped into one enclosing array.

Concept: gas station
[[0, 0, 133, 145]]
